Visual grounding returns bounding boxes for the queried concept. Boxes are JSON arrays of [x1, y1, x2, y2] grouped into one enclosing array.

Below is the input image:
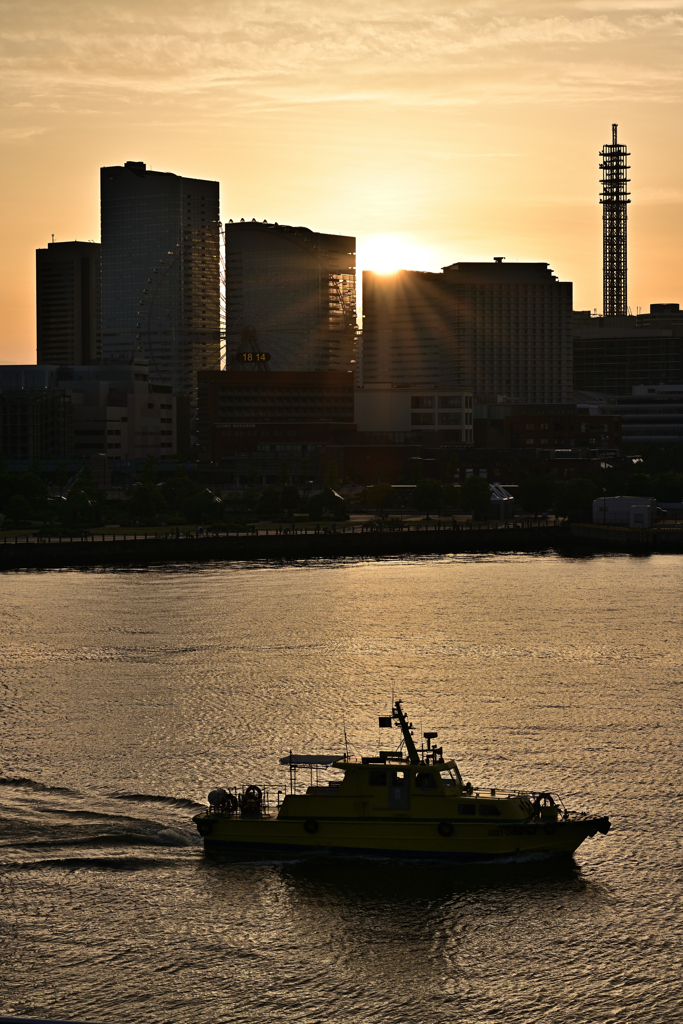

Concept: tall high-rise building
[[362, 259, 573, 404], [100, 161, 220, 400], [36, 241, 101, 365], [224, 221, 356, 373]]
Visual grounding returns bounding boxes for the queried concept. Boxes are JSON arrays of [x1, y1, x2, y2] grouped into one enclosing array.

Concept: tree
[[518, 475, 554, 517], [554, 478, 600, 522], [61, 488, 95, 526], [459, 476, 491, 520], [183, 488, 223, 524], [256, 487, 282, 519], [4, 494, 33, 524], [307, 488, 348, 521], [366, 482, 394, 516], [414, 478, 444, 518], [281, 485, 300, 514], [323, 460, 340, 490]]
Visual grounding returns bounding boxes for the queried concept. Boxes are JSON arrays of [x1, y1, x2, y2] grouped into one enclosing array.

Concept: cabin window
[[479, 802, 501, 816], [415, 772, 437, 790], [440, 769, 460, 787], [369, 771, 387, 786], [458, 803, 476, 815], [392, 770, 407, 787]]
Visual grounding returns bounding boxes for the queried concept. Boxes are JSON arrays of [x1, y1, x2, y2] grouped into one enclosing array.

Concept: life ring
[[525, 825, 538, 837], [244, 785, 262, 803], [437, 820, 454, 838], [543, 823, 557, 836], [303, 818, 319, 834]]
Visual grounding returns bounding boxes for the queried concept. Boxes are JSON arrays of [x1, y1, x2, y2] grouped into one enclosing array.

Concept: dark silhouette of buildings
[[473, 402, 621, 450], [100, 161, 220, 400], [197, 370, 356, 470], [362, 259, 573, 403], [573, 304, 683, 395], [0, 361, 187, 461], [0, 386, 73, 460], [36, 241, 101, 365], [600, 124, 630, 317], [224, 221, 356, 373]]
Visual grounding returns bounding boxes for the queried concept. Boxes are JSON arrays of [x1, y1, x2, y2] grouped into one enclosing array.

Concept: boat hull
[[195, 813, 610, 861]]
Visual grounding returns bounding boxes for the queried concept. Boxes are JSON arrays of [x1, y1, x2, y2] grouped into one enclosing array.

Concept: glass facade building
[[100, 161, 220, 401], [224, 222, 356, 373]]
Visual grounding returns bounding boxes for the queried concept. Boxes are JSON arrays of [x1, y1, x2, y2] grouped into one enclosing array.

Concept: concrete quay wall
[[0, 522, 564, 571], [570, 523, 683, 551]]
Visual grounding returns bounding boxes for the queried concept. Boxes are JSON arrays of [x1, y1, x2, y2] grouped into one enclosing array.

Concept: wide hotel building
[[362, 259, 573, 404]]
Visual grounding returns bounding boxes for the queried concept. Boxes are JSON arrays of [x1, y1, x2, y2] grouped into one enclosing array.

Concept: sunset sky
[[2, 0, 683, 363]]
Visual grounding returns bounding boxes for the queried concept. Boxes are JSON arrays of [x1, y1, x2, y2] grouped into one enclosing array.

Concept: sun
[[357, 234, 437, 276]]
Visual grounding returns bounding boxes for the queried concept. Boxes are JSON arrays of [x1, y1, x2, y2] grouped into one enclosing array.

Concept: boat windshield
[[440, 767, 461, 787]]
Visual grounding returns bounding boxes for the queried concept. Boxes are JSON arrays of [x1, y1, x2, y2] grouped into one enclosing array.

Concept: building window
[[438, 396, 462, 409], [411, 396, 435, 409], [438, 413, 461, 426], [411, 413, 435, 426], [148, 403, 154, 409]]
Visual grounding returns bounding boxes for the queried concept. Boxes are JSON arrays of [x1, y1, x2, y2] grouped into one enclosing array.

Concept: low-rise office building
[[0, 387, 73, 460], [354, 384, 474, 444], [474, 402, 621, 450], [573, 304, 683, 395], [197, 370, 356, 473], [577, 384, 683, 445], [0, 361, 185, 461]]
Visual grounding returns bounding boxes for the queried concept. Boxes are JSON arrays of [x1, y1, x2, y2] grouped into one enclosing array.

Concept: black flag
[[378, 717, 392, 728]]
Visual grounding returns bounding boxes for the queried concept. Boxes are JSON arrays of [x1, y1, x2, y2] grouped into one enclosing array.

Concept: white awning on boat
[[279, 754, 341, 766]]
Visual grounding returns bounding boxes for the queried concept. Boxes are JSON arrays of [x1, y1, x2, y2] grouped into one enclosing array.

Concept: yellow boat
[[192, 701, 611, 861]]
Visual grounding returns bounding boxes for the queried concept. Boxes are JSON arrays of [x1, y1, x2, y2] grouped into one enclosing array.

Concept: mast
[[392, 700, 420, 764], [600, 123, 630, 316]]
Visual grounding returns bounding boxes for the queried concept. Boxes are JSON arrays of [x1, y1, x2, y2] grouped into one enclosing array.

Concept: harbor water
[[1, 552, 682, 1024]]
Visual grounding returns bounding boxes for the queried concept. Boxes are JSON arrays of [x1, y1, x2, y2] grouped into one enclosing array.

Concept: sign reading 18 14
[[235, 351, 271, 363]]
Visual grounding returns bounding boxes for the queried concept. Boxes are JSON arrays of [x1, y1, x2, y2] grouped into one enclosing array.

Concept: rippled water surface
[[1, 553, 682, 1024]]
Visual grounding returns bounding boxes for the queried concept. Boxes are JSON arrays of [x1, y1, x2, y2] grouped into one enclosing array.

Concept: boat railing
[[510, 789, 567, 818], [206, 785, 273, 817]]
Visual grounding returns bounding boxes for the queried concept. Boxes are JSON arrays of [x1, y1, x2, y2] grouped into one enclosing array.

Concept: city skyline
[[2, 1, 683, 364]]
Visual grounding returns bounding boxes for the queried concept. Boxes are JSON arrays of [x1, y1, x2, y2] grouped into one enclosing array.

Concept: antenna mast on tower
[[600, 123, 630, 316]]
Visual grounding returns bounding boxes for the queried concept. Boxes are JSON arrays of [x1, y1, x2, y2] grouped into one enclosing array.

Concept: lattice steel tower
[[600, 123, 630, 316]]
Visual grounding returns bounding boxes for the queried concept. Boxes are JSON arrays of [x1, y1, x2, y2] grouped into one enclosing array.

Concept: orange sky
[[2, 0, 683, 363]]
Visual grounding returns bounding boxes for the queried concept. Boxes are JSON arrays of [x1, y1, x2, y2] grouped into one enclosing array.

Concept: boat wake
[[0, 775, 203, 873]]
